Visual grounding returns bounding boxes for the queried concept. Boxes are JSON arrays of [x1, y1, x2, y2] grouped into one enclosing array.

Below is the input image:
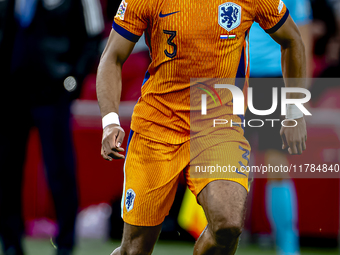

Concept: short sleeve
[[255, 0, 290, 34], [113, 0, 150, 42]]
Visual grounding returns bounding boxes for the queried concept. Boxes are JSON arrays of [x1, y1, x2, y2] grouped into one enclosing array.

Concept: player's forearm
[[96, 56, 123, 118], [270, 16, 307, 99], [298, 23, 312, 83], [96, 29, 136, 118], [281, 36, 307, 99]]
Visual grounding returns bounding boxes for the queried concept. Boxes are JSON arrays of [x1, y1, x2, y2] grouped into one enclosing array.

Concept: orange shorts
[[121, 129, 251, 226]]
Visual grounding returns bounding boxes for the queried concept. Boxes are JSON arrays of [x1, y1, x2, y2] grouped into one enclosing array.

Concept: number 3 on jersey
[[163, 30, 177, 58]]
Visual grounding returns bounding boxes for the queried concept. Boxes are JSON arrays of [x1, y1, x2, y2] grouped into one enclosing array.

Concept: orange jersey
[[114, 0, 289, 144]]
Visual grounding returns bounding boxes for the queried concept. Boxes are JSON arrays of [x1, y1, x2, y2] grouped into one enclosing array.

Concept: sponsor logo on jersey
[[218, 2, 242, 32], [116, 0, 127, 20], [125, 189, 136, 212], [278, 0, 284, 14]]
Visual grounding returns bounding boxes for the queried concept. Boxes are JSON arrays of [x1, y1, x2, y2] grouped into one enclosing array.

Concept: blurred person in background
[[309, 0, 340, 105], [324, 0, 340, 70], [0, 0, 104, 254], [311, 0, 340, 76], [245, 0, 312, 254], [319, 0, 340, 73]]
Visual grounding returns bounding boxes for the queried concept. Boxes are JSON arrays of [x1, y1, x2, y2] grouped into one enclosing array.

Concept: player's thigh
[[197, 180, 247, 235], [187, 137, 251, 195], [188, 137, 250, 234], [119, 222, 162, 255], [123, 131, 189, 226]]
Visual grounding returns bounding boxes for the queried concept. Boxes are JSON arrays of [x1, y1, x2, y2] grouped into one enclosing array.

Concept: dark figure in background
[[0, 0, 104, 254], [310, 0, 340, 103]]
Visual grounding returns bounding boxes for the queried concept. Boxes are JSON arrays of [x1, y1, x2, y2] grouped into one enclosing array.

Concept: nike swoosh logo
[[159, 11, 180, 18]]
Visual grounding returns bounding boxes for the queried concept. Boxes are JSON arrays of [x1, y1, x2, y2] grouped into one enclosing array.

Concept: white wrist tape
[[102, 112, 120, 129], [286, 104, 304, 119]]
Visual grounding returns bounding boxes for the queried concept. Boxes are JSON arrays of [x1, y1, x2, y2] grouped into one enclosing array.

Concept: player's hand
[[280, 117, 307, 155], [101, 124, 125, 160]]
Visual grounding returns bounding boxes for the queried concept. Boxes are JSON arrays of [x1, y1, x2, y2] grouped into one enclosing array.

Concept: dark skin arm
[[269, 15, 307, 155], [96, 29, 136, 160]]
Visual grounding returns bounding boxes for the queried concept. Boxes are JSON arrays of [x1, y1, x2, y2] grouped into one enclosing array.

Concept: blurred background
[[0, 0, 339, 254]]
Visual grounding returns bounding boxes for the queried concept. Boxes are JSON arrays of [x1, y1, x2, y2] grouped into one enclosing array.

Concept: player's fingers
[[102, 145, 125, 160], [106, 144, 125, 160], [296, 141, 303, 155], [108, 150, 125, 159], [288, 147, 292, 155], [115, 147, 125, 152], [104, 138, 125, 158], [101, 126, 126, 161], [288, 141, 298, 155], [103, 136, 118, 159], [108, 131, 118, 149], [101, 146, 113, 161], [302, 139, 306, 151], [102, 137, 111, 152], [114, 126, 125, 147], [281, 132, 288, 150], [288, 146, 298, 155]]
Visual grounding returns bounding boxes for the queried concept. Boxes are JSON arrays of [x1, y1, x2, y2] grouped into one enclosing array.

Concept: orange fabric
[[255, 0, 288, 30], [114, 0, 287, 144], [122, 130, 250, 226]]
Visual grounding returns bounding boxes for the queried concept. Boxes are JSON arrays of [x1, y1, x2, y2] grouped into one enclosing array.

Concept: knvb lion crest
[[125, 189, 136, 212], [218, 2, 242, 32]]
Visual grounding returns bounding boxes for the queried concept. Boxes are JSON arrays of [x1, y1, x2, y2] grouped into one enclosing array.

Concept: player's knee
[[120, 245, 153, 255], [210, 219, 243, 246]]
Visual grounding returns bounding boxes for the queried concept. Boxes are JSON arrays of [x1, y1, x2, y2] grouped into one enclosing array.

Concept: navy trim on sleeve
[[112, 21, 141, 43], [265, 9, 290, 34]]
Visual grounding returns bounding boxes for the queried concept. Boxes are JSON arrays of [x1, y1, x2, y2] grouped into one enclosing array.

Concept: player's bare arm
[[96, 29, 136, 161], [269, 15, 307, 155]]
